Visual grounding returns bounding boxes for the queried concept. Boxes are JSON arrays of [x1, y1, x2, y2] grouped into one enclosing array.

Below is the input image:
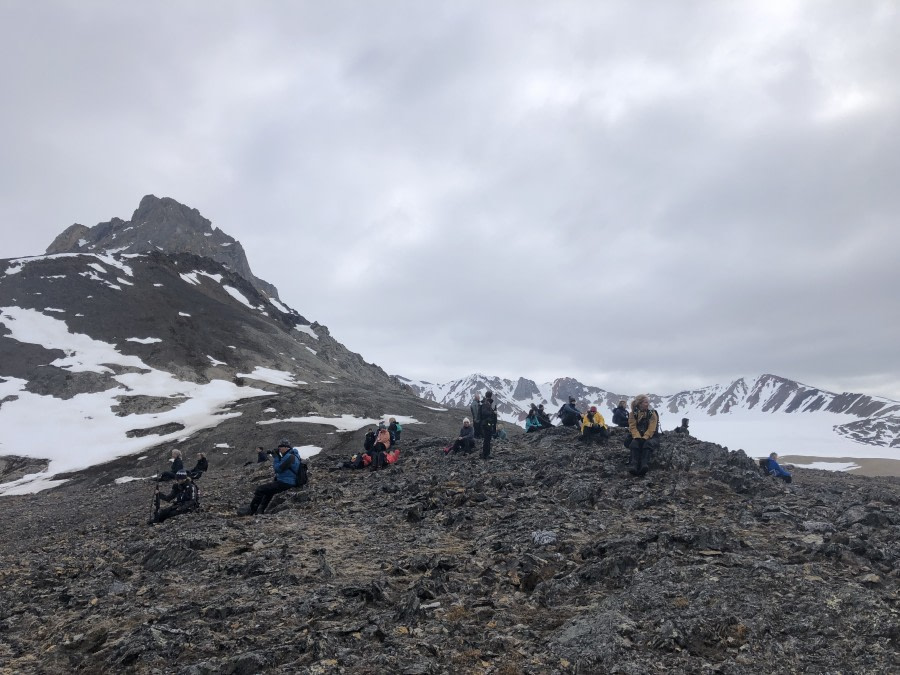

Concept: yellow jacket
[[628, 409, 658, 439], [580, 411, 607, 432]]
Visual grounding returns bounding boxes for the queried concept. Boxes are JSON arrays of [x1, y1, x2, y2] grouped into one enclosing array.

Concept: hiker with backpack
[[580, 406, 609, 444], [446, 417, 476, 454], [764, 452, 793, 484], [470, 393, 483, 439], [557, 397, 582, 427], [612, 400, 629, 427], [149, 469, 199, 525], [480, 391, 498, 459], [626, 394, 659, 476], [238, 439, 307, 516]]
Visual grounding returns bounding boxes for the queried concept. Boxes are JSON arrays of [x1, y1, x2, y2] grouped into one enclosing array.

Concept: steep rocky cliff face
[[1, 427, 899, 673], [45, 195, 279, 299]]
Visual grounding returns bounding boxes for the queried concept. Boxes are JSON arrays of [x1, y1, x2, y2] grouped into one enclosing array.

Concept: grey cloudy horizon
[[2, 1, 899, 400]]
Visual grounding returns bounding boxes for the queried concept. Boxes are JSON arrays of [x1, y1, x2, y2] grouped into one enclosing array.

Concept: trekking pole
[[150, 482, 160, 522]]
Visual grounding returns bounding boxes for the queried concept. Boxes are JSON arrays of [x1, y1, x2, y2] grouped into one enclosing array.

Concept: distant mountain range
[[398, 373, 900, 450]]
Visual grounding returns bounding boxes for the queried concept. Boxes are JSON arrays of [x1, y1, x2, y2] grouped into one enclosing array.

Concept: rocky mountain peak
[[44, 195, 279, 299]]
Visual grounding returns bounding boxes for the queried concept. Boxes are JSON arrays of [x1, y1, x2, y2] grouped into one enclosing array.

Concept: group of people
[[342, 419, 402, 470], [452, 392, 500, 459]]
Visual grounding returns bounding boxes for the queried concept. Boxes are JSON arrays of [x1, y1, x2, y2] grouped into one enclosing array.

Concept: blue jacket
[[274, 448, 301, 486], [525, 414, 542, 431], [766, 457, 791, 478]]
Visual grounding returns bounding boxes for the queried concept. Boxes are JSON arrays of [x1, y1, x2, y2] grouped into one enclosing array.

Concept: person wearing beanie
[[580, 405, 609, 445], [557, 397, 582, 427], [238, 439, 306, 516], [150, 469, 199, 525]]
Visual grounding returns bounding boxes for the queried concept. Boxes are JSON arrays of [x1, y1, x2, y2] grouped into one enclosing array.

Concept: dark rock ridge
[[1, 426, 899, 673], [45, 195, 279, 299], [403, 373, 900, 449]]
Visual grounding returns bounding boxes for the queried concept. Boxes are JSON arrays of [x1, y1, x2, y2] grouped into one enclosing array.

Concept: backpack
[[288, 449, 308, 487]]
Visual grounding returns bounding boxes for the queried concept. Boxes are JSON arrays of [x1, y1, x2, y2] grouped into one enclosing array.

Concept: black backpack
[[288, 449, 308, 488]]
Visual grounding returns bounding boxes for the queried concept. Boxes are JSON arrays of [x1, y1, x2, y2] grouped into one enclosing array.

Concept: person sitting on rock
[[580, 406, 609, 444], [388, 417, 402, 441], [188, 452, 208, 479], [447, 418, 476, 454], [536, 404, 554, 429], [765, 452, 793, 484], [150, 469, 199, 525], [627, 394, 659, 476], [495, 425, 508, 441], [557, 397, 582, 427], [525, 408, 543, 433], [157, 449, 184, 481], [373, 425, 392, 455], [612, 400, 629, 427], [238, 439, 305, 516], [363, 428, 378, 454]]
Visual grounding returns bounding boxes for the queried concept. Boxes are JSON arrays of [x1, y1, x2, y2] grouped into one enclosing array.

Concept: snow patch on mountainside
[[0, 306, 274, 495]]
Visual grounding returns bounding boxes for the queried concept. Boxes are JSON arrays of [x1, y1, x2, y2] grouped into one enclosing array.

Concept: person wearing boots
[[580, 406, 609, 444], [627, 394, 659, 476], [479, 391, 498, 459], [238, 439, 303, 515]]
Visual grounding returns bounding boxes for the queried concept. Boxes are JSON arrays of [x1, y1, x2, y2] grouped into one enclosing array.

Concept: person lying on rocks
[[150, 470, 199, 525], [237, 439, 305, 516], [627, 394, 659, 476], [371, 448, 401, 470], [580, 406, 609, 444], [536, 404, 554, 428], [557, 397, 582, 427], [342, 452, 373, 469], [157, 449, 184, 481], [188, 452, 208, 479], [765, 452, 793, 484], [612, 400, 629, 427], [446, 418, 476, 454]]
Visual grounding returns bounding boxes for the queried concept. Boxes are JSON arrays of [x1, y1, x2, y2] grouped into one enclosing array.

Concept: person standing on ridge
[[479, 391, 498, 459], [470, 393, 483, 439]]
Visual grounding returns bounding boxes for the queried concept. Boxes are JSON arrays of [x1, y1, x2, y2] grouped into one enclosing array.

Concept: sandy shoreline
[[778, 455, 900, 478]]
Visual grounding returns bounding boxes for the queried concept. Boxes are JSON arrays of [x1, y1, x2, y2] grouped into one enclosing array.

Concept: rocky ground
[[2, 426, 900, 674]]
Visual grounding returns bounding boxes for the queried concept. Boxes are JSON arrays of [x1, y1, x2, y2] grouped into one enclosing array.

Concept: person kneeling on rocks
[[150, 470, 199, 525], [765, 452, 793, 484], [627, 394, 659, 476], [238, 439, 306, 516], [580, 406, 609, 444]]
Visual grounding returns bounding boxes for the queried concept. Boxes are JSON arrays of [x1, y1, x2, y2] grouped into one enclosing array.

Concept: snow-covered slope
[[400, 373, 900, 458]]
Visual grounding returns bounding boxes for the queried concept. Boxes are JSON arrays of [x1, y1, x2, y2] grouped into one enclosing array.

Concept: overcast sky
[[2, 1, 899, 399]]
